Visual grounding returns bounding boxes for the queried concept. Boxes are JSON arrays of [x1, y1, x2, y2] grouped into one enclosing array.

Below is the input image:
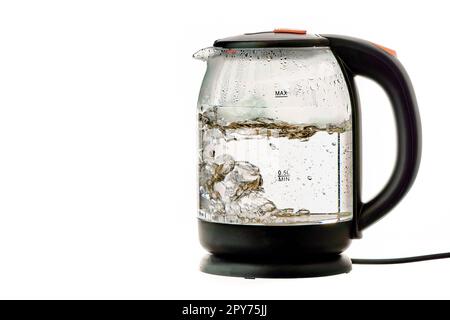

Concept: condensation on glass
[[195, 47, 353, 226]]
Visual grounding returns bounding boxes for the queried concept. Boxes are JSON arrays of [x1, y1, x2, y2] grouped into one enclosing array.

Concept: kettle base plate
[[200, 254, 352, 278]]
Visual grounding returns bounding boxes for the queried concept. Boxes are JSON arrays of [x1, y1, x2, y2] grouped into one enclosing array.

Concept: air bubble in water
[[296, 208, 310, 215]]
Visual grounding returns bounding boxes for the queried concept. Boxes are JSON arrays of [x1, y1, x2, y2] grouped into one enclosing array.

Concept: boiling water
[[198, 106, 353, 226]]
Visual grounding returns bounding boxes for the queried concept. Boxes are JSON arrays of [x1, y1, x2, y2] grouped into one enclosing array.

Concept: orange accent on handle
[[372, 43, 397, 57], [273, 28, 307, 35]]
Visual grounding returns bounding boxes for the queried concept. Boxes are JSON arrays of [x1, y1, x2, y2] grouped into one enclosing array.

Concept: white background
[[0, 0, 448, 300]]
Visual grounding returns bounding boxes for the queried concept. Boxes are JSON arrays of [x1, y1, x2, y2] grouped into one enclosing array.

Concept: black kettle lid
[[213, 29, 330, 48]]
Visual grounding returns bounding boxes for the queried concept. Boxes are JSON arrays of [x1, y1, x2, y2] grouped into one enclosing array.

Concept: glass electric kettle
[[194, 30, 421, 278]]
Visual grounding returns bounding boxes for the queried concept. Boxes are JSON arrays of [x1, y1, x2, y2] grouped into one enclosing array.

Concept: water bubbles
[[296, 208, 310, 215], [280, 56, 288, 70], [198, 105, 353, 225], [269, 143, 278, 150]]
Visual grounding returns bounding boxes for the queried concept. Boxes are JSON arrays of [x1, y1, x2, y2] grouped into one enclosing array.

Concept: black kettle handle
[[323, 35, 422, 231]]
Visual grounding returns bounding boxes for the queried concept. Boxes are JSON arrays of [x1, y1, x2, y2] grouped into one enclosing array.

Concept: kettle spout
[[193, 47, 220, 61]]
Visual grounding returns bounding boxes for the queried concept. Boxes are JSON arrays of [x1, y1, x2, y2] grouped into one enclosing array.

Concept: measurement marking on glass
[[277, 170, 290, 182], [337, 132, 341, 213]]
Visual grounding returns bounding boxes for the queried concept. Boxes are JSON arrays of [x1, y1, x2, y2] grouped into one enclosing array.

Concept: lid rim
[[214, 32, 329, 49]]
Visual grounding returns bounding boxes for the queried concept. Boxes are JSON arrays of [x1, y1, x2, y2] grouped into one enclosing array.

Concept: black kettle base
[[200, 254, 352, 279]]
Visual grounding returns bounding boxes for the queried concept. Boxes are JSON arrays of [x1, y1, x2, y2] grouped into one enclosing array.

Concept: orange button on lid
[[273, 28, 307, 35]]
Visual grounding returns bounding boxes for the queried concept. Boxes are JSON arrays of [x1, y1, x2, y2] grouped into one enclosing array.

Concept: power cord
[[351, 252, 450, 265]]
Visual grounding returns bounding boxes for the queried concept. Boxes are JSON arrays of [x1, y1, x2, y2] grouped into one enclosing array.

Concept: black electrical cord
[[351, 252, 450, 265]]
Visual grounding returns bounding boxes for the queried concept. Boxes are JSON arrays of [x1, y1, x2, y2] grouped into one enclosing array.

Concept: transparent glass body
[[195, 47, 353, 226]]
